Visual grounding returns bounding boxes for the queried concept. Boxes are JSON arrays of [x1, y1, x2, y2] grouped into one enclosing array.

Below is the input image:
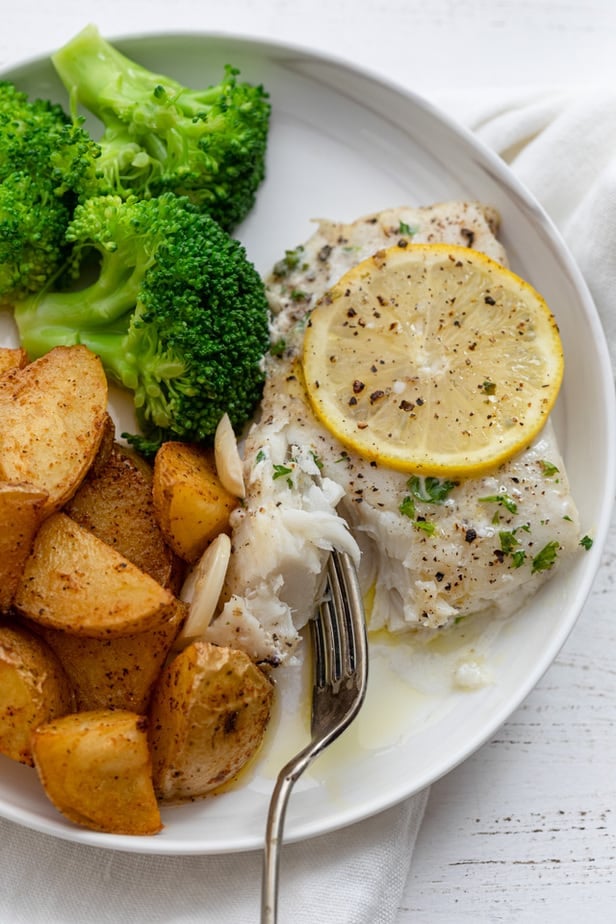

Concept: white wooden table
[[2, 2, 616, 920], [400, 516, 616, 922]]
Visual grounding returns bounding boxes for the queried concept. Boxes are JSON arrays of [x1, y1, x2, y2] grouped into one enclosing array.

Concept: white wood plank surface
[[398, 505, 616, 922], [2, 3, 616, 921]]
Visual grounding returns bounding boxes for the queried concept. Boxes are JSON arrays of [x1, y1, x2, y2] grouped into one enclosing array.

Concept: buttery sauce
[[256, 606, 509, 789]]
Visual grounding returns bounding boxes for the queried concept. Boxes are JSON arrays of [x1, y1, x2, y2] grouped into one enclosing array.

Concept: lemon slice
[[301, 243, 564, 477]]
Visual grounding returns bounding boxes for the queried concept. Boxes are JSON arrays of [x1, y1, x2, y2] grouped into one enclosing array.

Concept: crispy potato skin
[[0, 346, 109, 516], [31, 710, 162, 835], [0, 623, 74, 766], [149, 641, 274, 802], [66, 441, 184, 593], [0, 346, 28, 376], [36, 599, 187, 713], [0, 347, 275, 833], [14, 512, 176, 637], [83, 412, 116, 480], [0, 482, 48, 611], [153, 442, 238, 563]]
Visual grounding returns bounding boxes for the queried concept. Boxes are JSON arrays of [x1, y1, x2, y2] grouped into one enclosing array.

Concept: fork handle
[[260, 742, 321, 923]]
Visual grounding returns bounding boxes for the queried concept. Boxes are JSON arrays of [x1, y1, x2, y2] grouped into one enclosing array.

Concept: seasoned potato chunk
[[37, 599, 187, 713], [66, 441, 184, 592], [0, 345, 108, 515], [149, 640, 274, 802], [0, 623, 74, 766], [31, 710, 162, 835], [0, 481, 48, 611], [83, 411, 117, 480], [152, 442, 237, 563], [14, 512, 176, 637], [0, 346, 27, 376]]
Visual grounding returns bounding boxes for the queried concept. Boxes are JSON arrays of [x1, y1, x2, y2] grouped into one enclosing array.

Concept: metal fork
[[260, 549, 369, 923]]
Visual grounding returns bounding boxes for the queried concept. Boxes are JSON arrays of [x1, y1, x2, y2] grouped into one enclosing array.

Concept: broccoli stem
[[52, 24, 226, 123], [52, 25, 177, 119], [14, 260, 142, 361], [15, 291, 130, 356], [75, 326, 184, 428]]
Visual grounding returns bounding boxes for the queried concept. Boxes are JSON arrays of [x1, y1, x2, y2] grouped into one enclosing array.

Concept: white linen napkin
[[432, 86, 616, 369], [1, 86, 614, 924], [0, 793, 428, 923]]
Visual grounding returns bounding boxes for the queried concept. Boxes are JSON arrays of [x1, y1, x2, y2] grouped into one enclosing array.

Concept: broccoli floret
[[14, 193, 271, 452], [52, 24, 271, 231], [0, 80, 100, 304], [0, 172, 71, 301]]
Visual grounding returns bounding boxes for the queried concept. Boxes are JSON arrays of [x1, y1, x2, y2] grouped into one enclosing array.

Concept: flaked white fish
[[205, 202, 580, 664]]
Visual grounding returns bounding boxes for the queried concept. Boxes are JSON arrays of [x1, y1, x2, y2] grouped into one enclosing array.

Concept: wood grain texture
[[398, 505, 616, 922], [1, 2, 615, 921]]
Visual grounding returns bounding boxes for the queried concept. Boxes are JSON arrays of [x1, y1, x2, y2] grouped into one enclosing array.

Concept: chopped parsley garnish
[[256, 449, 266, 463], [497, 526, 532, 568], [540, 460, 560, 477], [398, 477, 456, 535], [399, 495, 416, 519], [272, 464, 293, 480], [479, 493, 518, 515], [511, 549, 527, 568], [531, 540, 560, 574], [499, 530, 520, 554], [415, 518, 436, 536], [579, 535, 594, 551], [273, 246, 305, 277], [399, 491, 438, 536], [290, 289, 310, 301], [270, 338, 287, 357], [398, 220, 417, 236], [407, 475, 458, 504]]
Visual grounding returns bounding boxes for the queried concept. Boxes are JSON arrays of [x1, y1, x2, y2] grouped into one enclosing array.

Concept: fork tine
[[312, 551, 368, 737], [319, 566, 345, 683], [260, 550, 368, 924]]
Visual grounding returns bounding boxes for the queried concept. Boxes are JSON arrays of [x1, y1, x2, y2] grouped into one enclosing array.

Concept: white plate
[[1, 32, 614, 855]]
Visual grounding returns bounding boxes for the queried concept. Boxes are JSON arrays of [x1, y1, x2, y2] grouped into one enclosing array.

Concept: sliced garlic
[[174, 532, 232, 650], [214, 412, 245, 498]]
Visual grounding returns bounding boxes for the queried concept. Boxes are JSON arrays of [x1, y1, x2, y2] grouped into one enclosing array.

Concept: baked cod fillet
[[205, 202, 580, 664]]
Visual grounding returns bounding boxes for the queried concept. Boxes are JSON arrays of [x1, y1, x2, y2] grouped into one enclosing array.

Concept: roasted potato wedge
[[66, 440, 184, 592], [0, 346, 27, 376], [84, 411, 117, 479], [0, 623, 74, 766], [0, 345, 108, 515], [152, 442, 237, 563], [149, 640, 274, 802], [0, 481, 48, 611], [31, 710, 162, 835], [14, 512, 176, 637], [36, 599, 187, 713]]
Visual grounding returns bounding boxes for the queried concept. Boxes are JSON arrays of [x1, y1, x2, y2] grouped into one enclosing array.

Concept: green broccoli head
[[52, 25, 271, 231], [0, 172, 72, 301], [14, 193, 271, 452], [0, 80, 101, 304]]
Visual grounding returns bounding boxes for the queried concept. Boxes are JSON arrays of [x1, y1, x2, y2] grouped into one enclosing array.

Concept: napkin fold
[[432, 85, 616, 368], [0, 793, 428, 924], [2, 86, 614, 924]]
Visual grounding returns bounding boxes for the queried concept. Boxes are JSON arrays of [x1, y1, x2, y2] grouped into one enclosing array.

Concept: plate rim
[[1, 28, 615, 856]]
